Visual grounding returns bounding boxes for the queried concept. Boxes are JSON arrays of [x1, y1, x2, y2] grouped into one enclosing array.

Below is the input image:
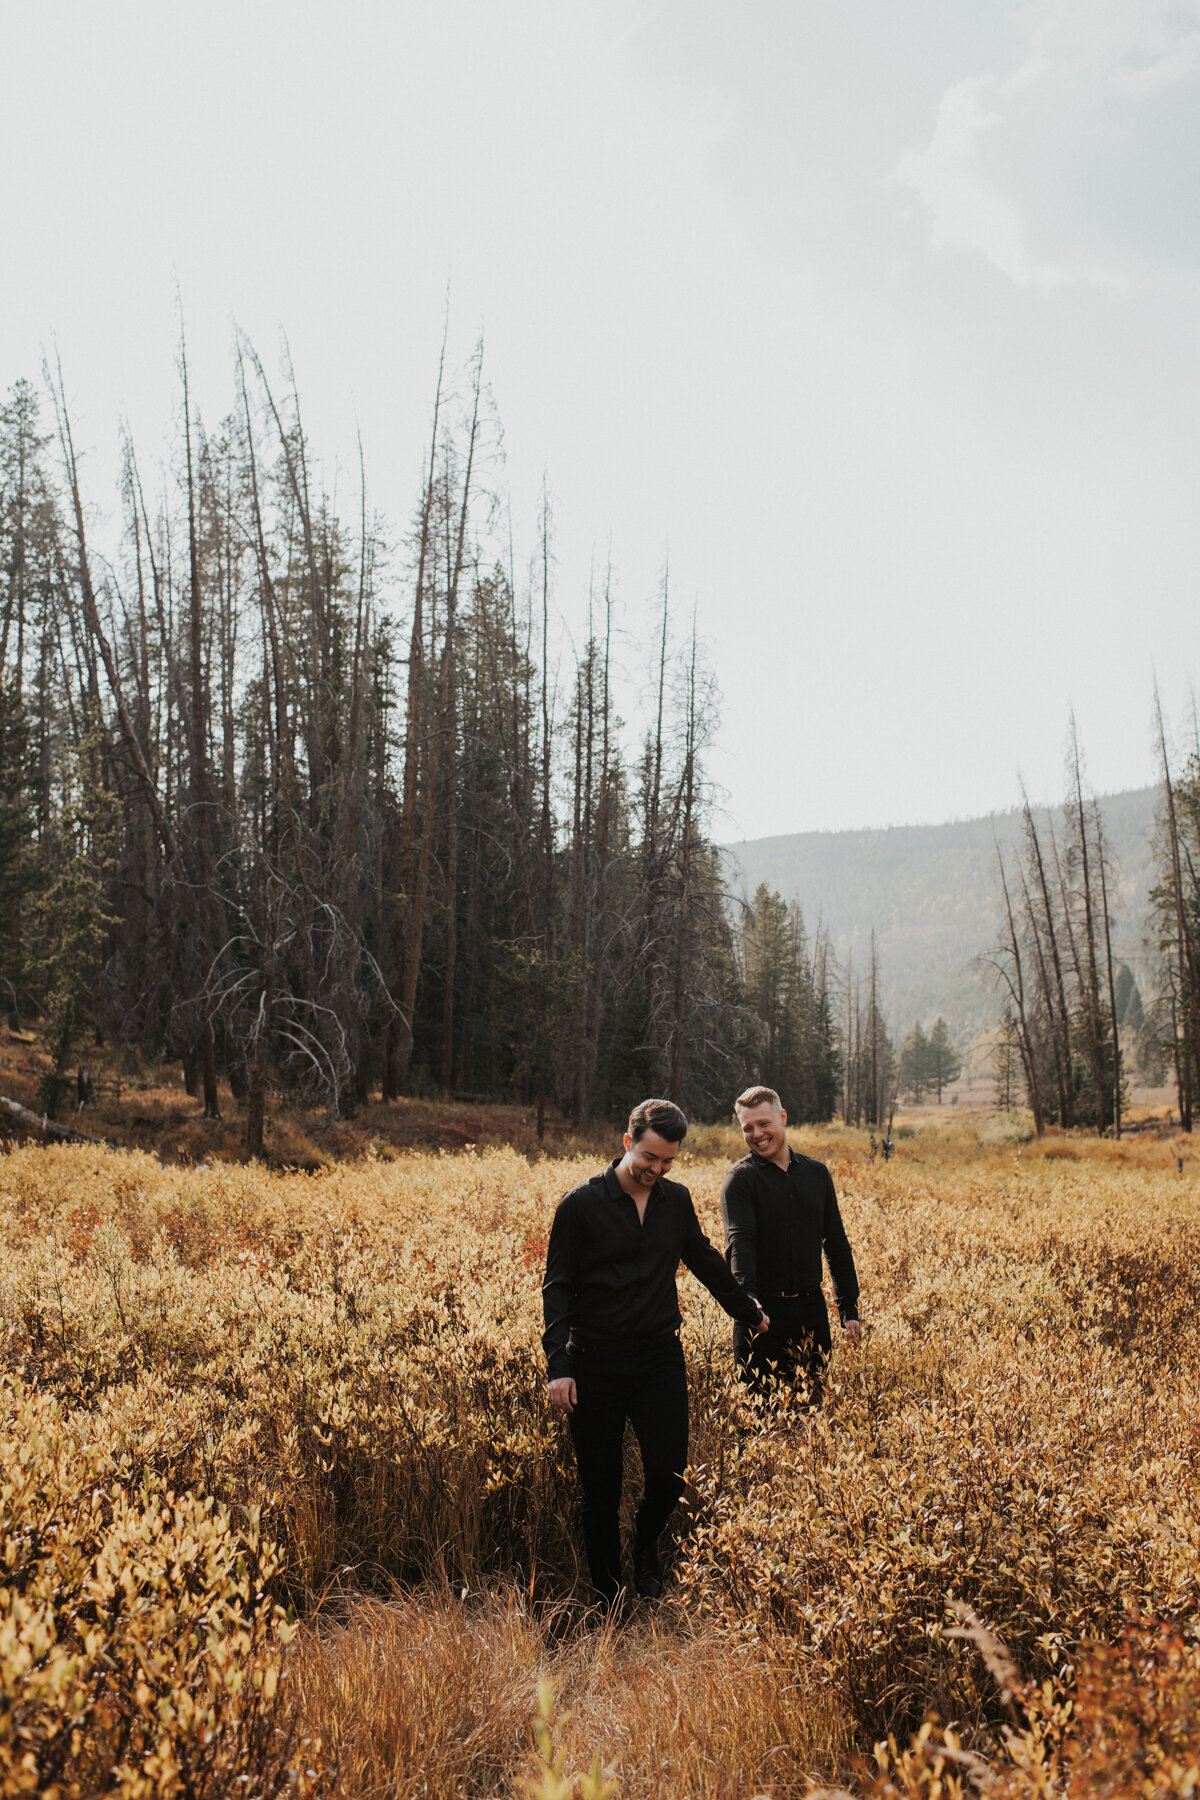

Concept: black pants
[[734, 1291, 832, 1401], [566, 1335, 688, 1602]]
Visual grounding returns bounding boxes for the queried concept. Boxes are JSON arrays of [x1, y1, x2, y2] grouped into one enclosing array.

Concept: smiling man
[[721, 1086, 862, 1401], [542, 1097, 769, 1605]]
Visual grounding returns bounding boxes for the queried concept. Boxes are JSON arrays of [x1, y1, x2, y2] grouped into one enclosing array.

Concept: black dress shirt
[[720, 1150, 860, 1326], [542, 1160, 764, 1380]]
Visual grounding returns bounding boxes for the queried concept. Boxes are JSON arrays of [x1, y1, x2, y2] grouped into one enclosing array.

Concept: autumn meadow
[[2, 1113, 1197, 1798]]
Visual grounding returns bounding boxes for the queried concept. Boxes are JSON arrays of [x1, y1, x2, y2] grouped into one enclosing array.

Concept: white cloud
[[896, 0, 1200, 290], [896, 79, 1043, 285]]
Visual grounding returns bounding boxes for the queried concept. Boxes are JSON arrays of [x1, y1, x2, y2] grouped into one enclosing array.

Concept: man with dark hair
[[543, 1097, 769, 1604], [721, 1086, 862, 1401]]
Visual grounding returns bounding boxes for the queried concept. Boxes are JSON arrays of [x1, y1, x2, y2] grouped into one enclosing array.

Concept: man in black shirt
[[543, 1097, 769, 1604], [720, 1085, 862, 1399]]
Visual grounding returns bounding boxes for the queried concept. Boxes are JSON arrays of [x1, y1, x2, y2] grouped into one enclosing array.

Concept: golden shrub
[[0, 1380, 297, 1797], [0, 1126, 1198, 1795]]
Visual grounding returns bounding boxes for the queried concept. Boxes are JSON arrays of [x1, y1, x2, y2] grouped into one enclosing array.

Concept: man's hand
[[843, 1319, 863, 1344], [549, 1377, 577, 1413], [754, 1310, 771, 1336]]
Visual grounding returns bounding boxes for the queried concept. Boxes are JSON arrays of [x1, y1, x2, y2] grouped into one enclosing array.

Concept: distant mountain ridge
[[724, 786, 1159, 1045]]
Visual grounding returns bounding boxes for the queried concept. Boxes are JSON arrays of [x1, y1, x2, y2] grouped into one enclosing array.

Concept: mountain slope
[[724, 786, 1158, 1043]]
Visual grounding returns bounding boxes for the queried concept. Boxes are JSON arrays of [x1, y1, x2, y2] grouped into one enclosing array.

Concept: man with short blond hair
[[543, 1097, 768, 1603], [720, 1086, 861, 1397]]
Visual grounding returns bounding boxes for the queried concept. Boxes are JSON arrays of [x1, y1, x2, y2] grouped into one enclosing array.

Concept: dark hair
[[627, 1098, 688, 1144]]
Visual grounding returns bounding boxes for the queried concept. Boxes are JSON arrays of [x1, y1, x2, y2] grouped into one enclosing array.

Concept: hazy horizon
[[725, 776, 1161, 847]]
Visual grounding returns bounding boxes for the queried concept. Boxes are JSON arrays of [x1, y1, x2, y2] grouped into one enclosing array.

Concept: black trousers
[[734, 1291, 832, 1401], [566, 1335, 688, 1602]]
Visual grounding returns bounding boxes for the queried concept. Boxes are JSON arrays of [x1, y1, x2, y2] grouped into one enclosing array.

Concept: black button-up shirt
[[542, 1159, 764, 1380], [719, 1149, 860, 1325]]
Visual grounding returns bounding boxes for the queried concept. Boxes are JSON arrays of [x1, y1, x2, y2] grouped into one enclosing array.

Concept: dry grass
[[287, 1587, 826, 1800], [2, 1118, 1200, 1794]]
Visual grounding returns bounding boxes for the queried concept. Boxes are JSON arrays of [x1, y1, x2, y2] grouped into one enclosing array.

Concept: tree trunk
[[1093, 800, 1122, 1138], [587, 583, 612, 1113], [385, 346, 445, 1099], [440, 586, 460, 1091], [1021, 794, 1073, 1125], [997, 847, 1045, 1135], [669, 622, 699, 1105], [181, 332, 221, 1119], [1157, 693, 1200, 1128], [395, 350, 480, 1096], [1069, 719, 1108, 1127]]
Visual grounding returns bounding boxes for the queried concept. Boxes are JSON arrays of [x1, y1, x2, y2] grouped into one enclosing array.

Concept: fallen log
[[0, 1094, 112, 1148]]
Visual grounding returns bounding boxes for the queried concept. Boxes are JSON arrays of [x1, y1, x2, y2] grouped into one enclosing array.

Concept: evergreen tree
[[993, 1007, 1021, 1110], [0, 681, 35, 1020], [743, 886, 795, 1085], [29, 733, 119, 1115], [899, 1020, 929, 1102], [739, 884, 840, 1122], [926, 1016, 961, 1101]]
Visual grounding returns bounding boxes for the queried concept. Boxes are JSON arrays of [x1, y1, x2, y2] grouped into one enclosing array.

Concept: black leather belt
[[761, 1287, 822, 1300], [569, 1329, 680, 1353]]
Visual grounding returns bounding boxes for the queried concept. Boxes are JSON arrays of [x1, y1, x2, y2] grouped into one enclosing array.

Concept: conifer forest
[[0, 347, 850, 1146], [2, 342, 1198, 1149]]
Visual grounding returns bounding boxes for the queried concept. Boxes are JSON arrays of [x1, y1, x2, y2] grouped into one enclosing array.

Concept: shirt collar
[[750, 1148, 797, 1172], [604, 1157, 661, 1202], [603, 1157, 624, 1196]]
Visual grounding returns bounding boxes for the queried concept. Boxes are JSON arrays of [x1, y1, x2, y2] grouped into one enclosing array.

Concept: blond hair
[[734, 1086, 782, 1113]]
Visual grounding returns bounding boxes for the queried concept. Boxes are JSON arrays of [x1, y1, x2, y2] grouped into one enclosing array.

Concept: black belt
[[760, 1287, 822, 1300], [569, 1329, 680, 1352]]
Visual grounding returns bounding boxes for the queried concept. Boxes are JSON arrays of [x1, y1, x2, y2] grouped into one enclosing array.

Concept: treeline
[[0, 346, 888, 1145], [990, 708, 1200, 1135]]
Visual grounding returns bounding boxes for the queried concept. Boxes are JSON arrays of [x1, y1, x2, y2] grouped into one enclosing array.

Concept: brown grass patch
[[288, 1587, 833, 1799]]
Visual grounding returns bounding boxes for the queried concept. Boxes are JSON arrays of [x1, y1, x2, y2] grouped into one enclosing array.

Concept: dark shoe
[[633, 1540, 663, 1600]]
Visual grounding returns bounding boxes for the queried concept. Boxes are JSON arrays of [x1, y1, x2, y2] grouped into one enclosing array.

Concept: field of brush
[[2, 1119, 1199, 1798]]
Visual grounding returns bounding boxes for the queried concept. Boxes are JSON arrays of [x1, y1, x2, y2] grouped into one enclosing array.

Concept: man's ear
[[779, 1109, 788, 1128], [622, 1131, 633, 1152]]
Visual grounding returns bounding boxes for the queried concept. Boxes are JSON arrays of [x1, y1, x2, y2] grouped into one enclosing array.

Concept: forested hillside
[[727, 784, 1158, 1043]]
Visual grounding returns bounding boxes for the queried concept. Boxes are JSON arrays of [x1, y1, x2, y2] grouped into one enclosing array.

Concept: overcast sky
[[2, 0, 1197, 839]]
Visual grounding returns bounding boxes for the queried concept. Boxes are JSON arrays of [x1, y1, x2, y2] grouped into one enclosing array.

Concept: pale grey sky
[[2, 0, 1197, 838]]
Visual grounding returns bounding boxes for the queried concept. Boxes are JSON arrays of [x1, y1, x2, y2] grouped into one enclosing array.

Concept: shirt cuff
[[547, 1350, 573, 1382]]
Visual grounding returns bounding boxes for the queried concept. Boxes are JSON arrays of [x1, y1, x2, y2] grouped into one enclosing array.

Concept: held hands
[[548, 1316, 847, 1411]]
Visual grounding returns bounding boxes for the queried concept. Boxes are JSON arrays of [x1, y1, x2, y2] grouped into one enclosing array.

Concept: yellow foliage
[[0, 1124, 1198, 1795]]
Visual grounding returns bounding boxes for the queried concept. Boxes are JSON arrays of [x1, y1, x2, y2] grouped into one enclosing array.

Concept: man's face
[[622, 1128, 681, 1187], [737, 1101, 788, 1160]]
